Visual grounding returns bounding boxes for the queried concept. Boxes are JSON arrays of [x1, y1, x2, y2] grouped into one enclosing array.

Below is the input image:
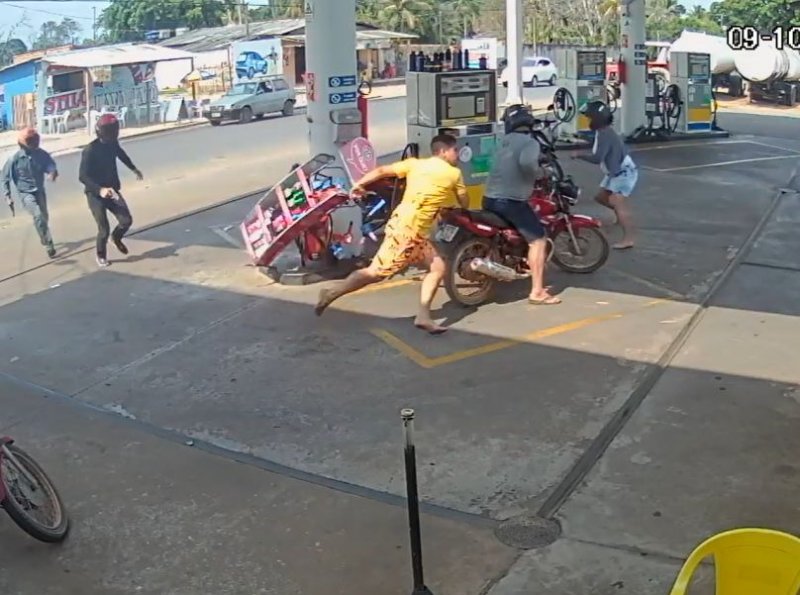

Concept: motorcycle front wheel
[[550, 226, 609, 273], [1, 444, 69, 542], [444, 237, 496, 307]]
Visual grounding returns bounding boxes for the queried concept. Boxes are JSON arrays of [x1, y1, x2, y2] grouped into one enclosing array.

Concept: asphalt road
[[0, 85, 790, 279]]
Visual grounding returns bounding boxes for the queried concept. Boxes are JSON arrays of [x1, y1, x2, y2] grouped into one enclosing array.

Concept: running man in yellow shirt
[[316, 134, 468, 333]]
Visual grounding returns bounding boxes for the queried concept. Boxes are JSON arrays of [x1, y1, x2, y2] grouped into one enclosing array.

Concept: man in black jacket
[[78, 113, 143, 267]]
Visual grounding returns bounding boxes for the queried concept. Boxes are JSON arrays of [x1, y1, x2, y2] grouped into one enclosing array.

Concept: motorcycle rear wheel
[[444, 237, 496, 307], [1, 444, 69, 543], [550, 227, 609, 273]]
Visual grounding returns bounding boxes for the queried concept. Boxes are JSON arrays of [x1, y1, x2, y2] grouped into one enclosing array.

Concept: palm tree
[[449, 0, 482, 37], [282, 0, 305, 18], [380, 0, 432, 33]]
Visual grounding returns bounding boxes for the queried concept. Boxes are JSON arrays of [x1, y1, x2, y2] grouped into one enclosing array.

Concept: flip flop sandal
[[414, 323, 448, 335], [528, 296, 561, 306]]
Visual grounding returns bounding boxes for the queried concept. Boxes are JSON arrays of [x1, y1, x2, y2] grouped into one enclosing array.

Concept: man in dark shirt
[[2, 128, 59, 258], [79, 113, 143, 267]]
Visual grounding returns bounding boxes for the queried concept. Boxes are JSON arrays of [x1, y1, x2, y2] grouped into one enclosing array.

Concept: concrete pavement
[[1, 126, 799, 592]]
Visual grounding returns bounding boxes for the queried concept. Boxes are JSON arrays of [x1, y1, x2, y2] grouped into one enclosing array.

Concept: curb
[[2, 93, 409, 159]]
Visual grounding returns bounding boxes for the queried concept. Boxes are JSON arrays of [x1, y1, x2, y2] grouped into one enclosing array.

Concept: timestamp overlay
[[727, 25, 800, 51]]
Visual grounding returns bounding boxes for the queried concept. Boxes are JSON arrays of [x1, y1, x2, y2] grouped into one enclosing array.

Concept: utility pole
[[237, 1, 243, 25], [244, 1, 250, 37], [504, 0, 524, 104], [92, 6, 97, 44]]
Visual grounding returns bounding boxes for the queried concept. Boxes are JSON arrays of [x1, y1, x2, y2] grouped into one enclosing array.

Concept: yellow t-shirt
[[385, 157, 466, 237]]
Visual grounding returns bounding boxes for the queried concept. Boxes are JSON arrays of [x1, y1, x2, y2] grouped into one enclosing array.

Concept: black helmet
[[579, 100, 612, 130], [501, 104, 536, 135]]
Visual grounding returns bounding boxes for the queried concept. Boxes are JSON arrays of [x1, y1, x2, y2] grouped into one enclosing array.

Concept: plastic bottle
[[463, 49, 470, 69], [479, 55, 488, 70], [416, 52, 425, 72], [409, 51, 417, 72], [444, 48, 452, 70]]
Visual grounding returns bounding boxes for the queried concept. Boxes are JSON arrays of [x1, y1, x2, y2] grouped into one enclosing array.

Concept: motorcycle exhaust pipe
[[469, 258, 529, 281]]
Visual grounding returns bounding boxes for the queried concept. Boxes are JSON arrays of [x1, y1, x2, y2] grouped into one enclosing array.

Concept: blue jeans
[[20, 191, 53, 248]]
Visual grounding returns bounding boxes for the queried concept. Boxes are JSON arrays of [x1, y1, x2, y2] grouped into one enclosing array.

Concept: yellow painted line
[[372, 299, 667, 369], [371, 327, 436, 368]]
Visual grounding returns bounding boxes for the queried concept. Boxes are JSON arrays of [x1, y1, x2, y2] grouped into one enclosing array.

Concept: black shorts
[[483, 197, 545, 242]]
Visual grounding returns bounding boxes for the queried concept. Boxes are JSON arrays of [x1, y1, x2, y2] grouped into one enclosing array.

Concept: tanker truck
[[733, 40, 800, 106], [669, 30, 745, 97]]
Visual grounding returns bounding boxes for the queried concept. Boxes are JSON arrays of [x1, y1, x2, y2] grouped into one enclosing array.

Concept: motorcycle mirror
[[546, 104, 554, 111]]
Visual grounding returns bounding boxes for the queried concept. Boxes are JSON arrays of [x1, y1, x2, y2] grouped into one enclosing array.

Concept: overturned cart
[[239, 154, 356, 279]]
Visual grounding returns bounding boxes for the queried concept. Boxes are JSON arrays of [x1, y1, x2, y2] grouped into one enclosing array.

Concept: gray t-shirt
[[483, 132, 541, 201], [586, 127, 629, 175]]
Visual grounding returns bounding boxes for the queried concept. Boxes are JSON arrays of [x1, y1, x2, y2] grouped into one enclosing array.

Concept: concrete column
[[619, 0, 647, 136], [304, 0, 358, 159], [504, 0, 524, 105], [304, 0, 363, 259]]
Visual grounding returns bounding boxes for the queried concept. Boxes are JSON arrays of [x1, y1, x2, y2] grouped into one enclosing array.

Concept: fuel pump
[[551, 49, 609, 139], [406, 69, 498, 208], [669, 51, 713, 134]]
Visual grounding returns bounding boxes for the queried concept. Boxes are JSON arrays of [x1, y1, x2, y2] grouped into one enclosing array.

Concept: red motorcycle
[[438, 175, 609, 307]]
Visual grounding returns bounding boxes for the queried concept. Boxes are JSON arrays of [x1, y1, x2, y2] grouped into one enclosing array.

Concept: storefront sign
[[44, 89, 86, 115], [304, 0, 314, 20]]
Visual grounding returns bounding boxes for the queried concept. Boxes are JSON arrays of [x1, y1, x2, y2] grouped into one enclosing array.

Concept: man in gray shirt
[[577, 100, 638, 249], [2, 127, 58, 258], [483, 105, 560, 305]]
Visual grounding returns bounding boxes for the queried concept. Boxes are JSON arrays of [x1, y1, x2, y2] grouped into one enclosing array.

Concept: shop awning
[[43, 44, 194, 69]]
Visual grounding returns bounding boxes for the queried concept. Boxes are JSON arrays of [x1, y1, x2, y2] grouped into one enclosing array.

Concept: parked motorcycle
[[1, 437, 69, 542], [437, 173, 609, 307]]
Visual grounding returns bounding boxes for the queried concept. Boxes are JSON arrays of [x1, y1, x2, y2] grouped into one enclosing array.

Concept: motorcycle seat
[[468, 209, 515, 229]]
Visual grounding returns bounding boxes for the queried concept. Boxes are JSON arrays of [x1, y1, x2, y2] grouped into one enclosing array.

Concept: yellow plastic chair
[[669, 528, 800, 595]]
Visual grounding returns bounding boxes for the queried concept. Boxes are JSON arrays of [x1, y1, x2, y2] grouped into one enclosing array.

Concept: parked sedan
[[203, 76, 296, 125], [500, 56, 559, 87]]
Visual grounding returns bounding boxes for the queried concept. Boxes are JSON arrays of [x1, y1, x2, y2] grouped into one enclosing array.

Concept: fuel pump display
[[407, 69, 498, 207], [552, 49, 608, 138], [670, 51, 713, 133]]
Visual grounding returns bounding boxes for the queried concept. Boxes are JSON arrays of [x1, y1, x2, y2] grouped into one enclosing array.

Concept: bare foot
[[528, 291, 562, 305], [414, 318, 448, 335], [613, 240, 634, 250], [315, 288, 337, 316]]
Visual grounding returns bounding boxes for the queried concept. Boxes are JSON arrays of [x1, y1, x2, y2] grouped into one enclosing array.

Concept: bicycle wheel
[[1, 444, 69, 542]]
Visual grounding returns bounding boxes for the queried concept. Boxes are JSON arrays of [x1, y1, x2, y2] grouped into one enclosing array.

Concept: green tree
[[100, 0, 234, 42], [32, 18, 81, 50], [280, 0, 305, 18], [356, 0, 383, 24], [379, 0, 432, 33], [709, 0, 797, 31], [0, 36, 28, 68], [449, 0, 482, 37]]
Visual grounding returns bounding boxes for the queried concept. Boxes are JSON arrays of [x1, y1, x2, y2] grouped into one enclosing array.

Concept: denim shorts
[[483, 197, 545, 242], [601, 164, 638, 197]]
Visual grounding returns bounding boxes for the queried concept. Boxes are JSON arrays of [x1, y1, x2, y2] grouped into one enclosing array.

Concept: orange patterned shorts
[[371, 219, 437, 278]]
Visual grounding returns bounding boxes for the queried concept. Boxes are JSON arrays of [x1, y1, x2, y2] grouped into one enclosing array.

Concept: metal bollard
[[401, 408, 434, 595]]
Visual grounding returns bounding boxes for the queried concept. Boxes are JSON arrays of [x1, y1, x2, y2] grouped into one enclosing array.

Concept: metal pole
[[401, 408, 434, 595], [619, 0, 647, 136], [504, 0, 524, 105]]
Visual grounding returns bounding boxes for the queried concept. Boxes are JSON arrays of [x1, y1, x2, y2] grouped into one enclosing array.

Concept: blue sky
[[0, 0, 713, 44], [0, 1, 110, 43]]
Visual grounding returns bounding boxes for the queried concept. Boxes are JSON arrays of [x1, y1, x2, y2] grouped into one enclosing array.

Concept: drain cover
[[494, 515, 561, 549]]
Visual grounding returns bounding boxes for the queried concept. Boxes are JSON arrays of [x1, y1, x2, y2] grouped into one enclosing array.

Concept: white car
[[500, 56, 559, 87]]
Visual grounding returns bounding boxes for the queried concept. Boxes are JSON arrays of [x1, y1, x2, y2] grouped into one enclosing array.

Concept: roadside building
[[158, 19, 416, 89], [0, 43, 194, 133]]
